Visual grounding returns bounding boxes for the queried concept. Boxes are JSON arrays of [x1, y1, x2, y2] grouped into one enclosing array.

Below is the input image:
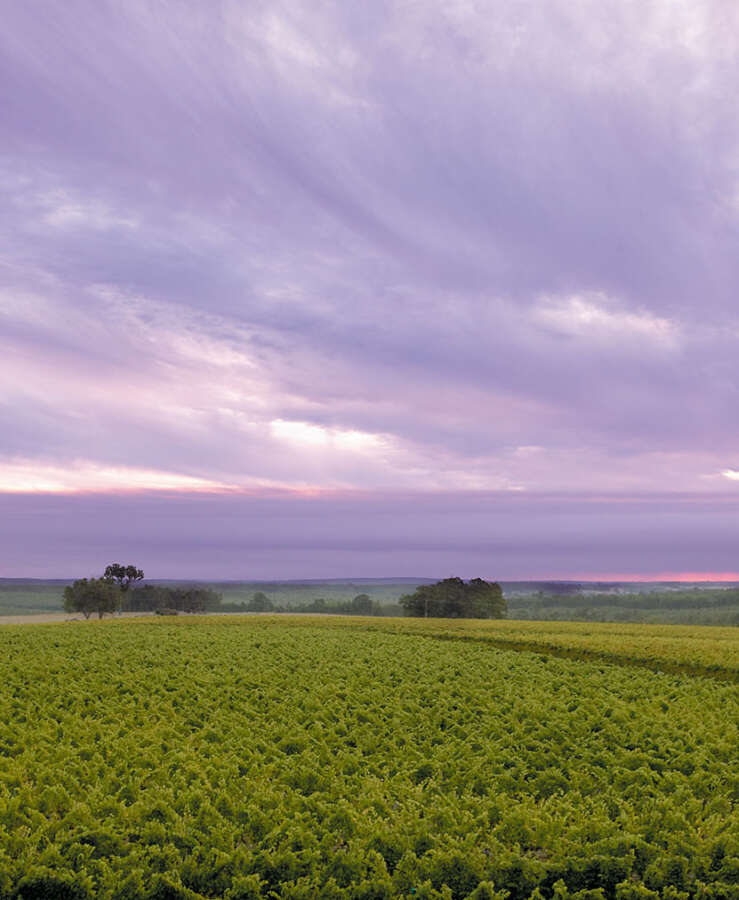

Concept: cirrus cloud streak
[[1, 1, 739, 575]]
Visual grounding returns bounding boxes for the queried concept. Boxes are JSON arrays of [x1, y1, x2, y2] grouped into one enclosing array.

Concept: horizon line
[[3, 573, 739, 584]]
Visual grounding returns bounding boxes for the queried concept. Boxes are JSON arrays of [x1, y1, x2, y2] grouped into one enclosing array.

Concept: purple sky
[[2, 2, 739, 579]]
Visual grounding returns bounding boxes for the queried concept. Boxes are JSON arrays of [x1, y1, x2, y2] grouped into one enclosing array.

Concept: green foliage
[[7, 576, 739, 625], [13, 867, 93, 900], [0, 618, 735, 898], [102, 563, 144, 594], [62, 578, 119, 619], [247, 592, 273, 612], [506, 587, 739, 626], [351, 593, 373, 615], [400, 578, 506, 619], [128, 585, 221, 613], [533, 587, 739, 611], [324, 617, 738, 679]]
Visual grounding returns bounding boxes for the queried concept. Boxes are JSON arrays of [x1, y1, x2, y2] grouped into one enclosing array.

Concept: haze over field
[[2, 2, 739, 578]]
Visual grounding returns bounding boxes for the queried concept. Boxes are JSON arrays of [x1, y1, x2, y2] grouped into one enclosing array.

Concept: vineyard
[[319, 618, 739, 681], [0, 617, 736, 899]]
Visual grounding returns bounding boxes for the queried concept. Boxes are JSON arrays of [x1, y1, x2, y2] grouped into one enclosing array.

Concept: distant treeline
[[125, 585, 223, 613], [505, 587, 739, 625], [222, 593, 395, 616], [509, 588, 739, 610], [125, 587, 394, 617]]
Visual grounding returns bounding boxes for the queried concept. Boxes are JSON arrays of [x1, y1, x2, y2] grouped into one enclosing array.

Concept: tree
[[351, 593, 373, 615], [399, 578, 506, 619], [247, 591, 274, 612], [402, 583, 438, 618], [64, 578, 120, 619], [464, 578, 506, 618], [102, 563, 144, 611], [127, 585, 219, 613], [103, 563, 144, 591]]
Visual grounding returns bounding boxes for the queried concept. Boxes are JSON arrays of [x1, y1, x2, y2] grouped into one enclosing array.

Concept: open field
[[0, 617, 736, 899], [0, 581, 71, 617]]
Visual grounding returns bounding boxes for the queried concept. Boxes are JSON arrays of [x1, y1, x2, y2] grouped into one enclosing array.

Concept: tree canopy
[[63, 578, 120, 619], [399, 577, 506, 619], [247, 591, 274, 612], [128, 585, 220, 613], [351, 593, 373, 615], [102, 563, 144, 612], [102, 563, 144, 592]]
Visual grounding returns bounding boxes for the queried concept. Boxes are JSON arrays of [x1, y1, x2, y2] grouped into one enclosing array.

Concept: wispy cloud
[[0, 460, 231, 494], [1, 1, 738, 573], [533, 294, 680, 349]]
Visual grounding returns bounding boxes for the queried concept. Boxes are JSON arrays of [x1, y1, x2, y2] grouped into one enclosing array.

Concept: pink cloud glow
[[0, 460, 233, 494], [563, 572, 739, 583]]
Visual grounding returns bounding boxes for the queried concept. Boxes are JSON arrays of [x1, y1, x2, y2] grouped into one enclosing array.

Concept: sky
[[2, 1, 739, 580]]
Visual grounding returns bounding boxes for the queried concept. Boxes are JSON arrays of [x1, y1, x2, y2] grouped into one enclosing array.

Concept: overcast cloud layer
[[2, 1, 739, 578]]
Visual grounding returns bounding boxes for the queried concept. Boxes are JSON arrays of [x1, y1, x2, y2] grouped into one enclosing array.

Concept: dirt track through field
[[0, 612, 157, 625]]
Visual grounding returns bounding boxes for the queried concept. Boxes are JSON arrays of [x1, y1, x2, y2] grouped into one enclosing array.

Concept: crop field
[[0, 582, 70, 617], [0, 618, 736, 899], [323, 618, 739, 681]]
